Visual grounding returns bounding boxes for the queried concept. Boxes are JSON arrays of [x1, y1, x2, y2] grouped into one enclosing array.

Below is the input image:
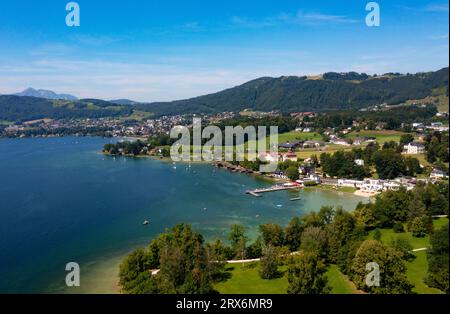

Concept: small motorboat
[[142, 220, 150, 225], [290, 197, 301, 201]]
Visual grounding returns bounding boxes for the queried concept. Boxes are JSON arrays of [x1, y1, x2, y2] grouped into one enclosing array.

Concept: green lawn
[[327, 264, 359, 294], [367, 218, 448, 294], [345, 130, 406, 144], [367, 218, 448, 250], [406, 251, 443, 294], [295, 144, 357, 160], [214, 262, 358, 294], [214, 262, 288, 294], [277, 131, 322, 143]]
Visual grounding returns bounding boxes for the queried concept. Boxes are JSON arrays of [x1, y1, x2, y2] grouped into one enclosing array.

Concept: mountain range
[[136, 67, 449, 116], [14, 88, 78, 101], [1, 67, 448, 122]]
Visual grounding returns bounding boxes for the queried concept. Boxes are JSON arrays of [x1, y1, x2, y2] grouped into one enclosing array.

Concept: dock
[[246, 184, 302, 197]]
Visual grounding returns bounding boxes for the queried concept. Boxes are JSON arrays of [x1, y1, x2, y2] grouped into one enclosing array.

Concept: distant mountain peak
[[15, 88, 78, 101]]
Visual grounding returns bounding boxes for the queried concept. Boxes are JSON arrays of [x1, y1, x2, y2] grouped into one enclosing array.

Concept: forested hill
[[0, 96, 132, 122], [1, 67, 448, 121], [137, 67, 449, 116]]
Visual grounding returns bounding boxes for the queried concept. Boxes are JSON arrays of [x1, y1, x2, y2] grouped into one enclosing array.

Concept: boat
[[142, 220, 150, 225], [290, 197, 301, 201]]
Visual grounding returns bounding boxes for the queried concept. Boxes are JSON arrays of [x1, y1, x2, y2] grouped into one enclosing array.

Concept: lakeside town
[[4, 98, 448, 199], [92, 103, 449, 199]]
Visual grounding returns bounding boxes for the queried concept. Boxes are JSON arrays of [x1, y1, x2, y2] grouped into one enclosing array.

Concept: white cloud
[[425, 3, 449, 12], [230, 10, 358, 29]]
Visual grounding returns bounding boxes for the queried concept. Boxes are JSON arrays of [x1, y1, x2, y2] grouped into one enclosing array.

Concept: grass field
[[326, 264, 359, 294], [345, 130, 406, 144], [406, 250, 443, 294], [367, 218, 448, 294], [277, 131, 322, 142], [214, 262, 358, 294], [120, 110, 154, 121], [214, 262, 288, 294], [367, 218, 448, 249], [295, 144, 356, 160]]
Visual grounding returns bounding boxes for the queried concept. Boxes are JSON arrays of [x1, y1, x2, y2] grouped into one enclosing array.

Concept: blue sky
[[0, 0, 448, 102]]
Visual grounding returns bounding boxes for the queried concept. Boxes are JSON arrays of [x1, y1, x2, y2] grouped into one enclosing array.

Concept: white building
[[403, 142, 425, 154], [355, 159, 365, 166], [331, 138, 351, 146], [280, 152, 298, 162], [259, 152, 279, 163], [430, 168, 448, 180], [337, 179, 364, 188]]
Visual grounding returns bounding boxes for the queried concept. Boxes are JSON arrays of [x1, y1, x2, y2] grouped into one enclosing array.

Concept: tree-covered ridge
[[0, 95, 132, 122], [136, 67, 449, 116], [1, 67, 448, 121]]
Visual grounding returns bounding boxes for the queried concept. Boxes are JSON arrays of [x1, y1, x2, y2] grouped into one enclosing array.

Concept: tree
[[351, 240, 413, 294], [300, 226, 328, 259], [285, 217, 304, 251], [400, 134, 415, 147], [285, 166, 300, 181], [260, 245, 280, 279], [354, 202, 376, 230], [404, 156, 422, 176], [259, 223, 284, 247], [373, 188, 410, 227], [393, 222, 405, 233], [373, 229, 382, 241], [327, 208, 358, 263], [390, 236, 414, 261], [318, 205, 335, 225], [406, 194, 433, 237], [119, 224, 221, 294], [119, 248, 151, 293], [372, 149, 407, 179], [425, 223, 449, 293], [287, 251, 331, 294], [228, 224, 247, 257], [246, 237, 263, 259], [408, 216, 432, 237]]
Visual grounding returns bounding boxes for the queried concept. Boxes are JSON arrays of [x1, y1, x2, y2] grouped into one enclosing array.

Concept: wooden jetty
[[246, 184, 302, 197]]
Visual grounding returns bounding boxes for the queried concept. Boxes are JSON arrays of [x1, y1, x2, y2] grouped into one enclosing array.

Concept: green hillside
[[137, 67, 449, 116]]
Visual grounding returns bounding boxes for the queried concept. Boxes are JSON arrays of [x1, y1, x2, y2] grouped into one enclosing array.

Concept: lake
[[0, 137, 367, 293]]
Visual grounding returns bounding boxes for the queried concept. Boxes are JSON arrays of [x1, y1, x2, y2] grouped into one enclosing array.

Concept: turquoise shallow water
[[0, 137, 366, 293]]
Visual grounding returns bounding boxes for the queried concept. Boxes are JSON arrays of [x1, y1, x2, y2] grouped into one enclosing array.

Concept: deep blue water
[[0, 137, 366, 293]]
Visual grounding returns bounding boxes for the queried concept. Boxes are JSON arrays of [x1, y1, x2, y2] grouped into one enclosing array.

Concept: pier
[[246, 184, 302, 197]]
